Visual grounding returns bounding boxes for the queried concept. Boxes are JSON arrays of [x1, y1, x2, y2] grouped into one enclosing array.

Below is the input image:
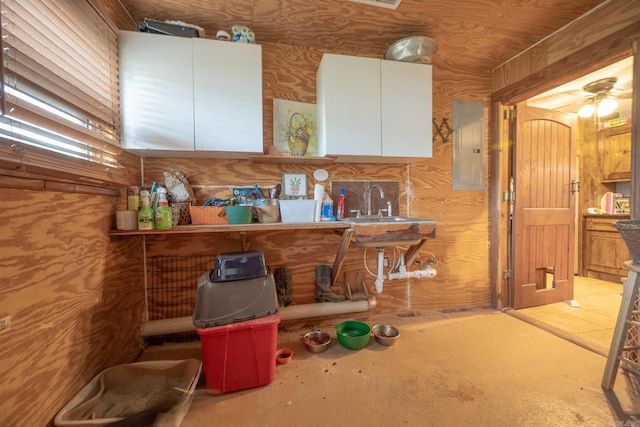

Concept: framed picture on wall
[[282, 172, 308, 198], [273, 99, 317, 157]]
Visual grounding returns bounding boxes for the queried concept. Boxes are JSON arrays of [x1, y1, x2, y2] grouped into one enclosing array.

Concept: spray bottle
[[138, 190, 154, 231], [321, 192, 334, 221], [336, 188, 345, 220], [154, 187, 173, 229]]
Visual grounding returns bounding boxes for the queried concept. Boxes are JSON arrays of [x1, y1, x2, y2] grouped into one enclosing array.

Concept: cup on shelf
[[116, 210, 138, 230]]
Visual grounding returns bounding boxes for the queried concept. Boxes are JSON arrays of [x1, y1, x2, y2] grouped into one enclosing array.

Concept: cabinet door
[[193, 39, 263, 153], [119, 31, 194, 150], [600, 126, 631, 182], [380, 60, 432, 157], [583, 217, 630, 282], [317, 54, 381, 157]]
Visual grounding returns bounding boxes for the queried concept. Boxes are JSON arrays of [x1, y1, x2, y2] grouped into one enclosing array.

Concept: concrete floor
[[142, 308, 640, 426]]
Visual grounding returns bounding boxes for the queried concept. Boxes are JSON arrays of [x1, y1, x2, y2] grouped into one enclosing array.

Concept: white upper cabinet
[[380, 60, 432, 158], [119, 31, 194, 151], [119, 31, 263, 156], [317, 54, 381, 157], [193, 38, 262, 153], [317, 53, 432, 161]]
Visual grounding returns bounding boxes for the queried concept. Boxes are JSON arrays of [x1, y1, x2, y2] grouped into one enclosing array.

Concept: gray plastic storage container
[[192, 272, 279, 328]]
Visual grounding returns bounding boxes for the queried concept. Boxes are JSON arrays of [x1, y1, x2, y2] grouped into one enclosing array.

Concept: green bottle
[[138, 190, 154, 231], [154, 187, 173, 229]]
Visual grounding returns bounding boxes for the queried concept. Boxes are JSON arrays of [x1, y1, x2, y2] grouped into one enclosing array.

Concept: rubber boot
[[315, 264, 345, 302], [274, 266, 294, 307]]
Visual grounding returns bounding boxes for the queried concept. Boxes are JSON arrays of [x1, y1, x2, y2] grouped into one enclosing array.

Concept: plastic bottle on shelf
[[138, 190, 154, 231], [154, 187, 173, 229], [321, 192, 334, 221], [336, 188, 345, 220]]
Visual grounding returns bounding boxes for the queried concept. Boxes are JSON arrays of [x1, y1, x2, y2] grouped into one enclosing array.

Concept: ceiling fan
[[572, 77, 632, 117]]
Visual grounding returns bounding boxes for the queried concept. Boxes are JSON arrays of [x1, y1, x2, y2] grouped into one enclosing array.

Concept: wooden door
[[511, 105, 577, 309]]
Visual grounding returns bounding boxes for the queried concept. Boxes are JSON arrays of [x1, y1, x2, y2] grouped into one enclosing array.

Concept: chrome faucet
[[364, 184, 385, 216]]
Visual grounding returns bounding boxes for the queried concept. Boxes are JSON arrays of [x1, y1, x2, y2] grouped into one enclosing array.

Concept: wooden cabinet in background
[[582, 215, 630, 282], [600, 124, 631, 182]]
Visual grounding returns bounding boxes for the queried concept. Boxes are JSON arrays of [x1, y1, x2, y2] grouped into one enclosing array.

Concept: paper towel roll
[[314, 184, 324, 222]]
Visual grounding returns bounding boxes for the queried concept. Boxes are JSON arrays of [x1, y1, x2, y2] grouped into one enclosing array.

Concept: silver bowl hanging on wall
[[384, 36, 438, 64]]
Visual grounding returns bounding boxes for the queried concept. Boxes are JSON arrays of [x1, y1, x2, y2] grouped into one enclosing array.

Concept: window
[[0, 0, 127, 184]]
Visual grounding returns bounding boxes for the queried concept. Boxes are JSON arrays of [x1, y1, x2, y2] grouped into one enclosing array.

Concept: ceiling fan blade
[[530, 89, 588, 105], [616, 80, 633, 91], [561, 89, 589, 97], [553, 98, 588, 111], [611, 92, 632, 99]]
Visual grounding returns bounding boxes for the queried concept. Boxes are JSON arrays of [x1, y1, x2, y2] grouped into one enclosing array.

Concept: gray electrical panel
[[452, 100, 485, 190]]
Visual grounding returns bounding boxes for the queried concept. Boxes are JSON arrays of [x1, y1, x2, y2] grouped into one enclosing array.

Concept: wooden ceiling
[[118, 0, 606, 79]]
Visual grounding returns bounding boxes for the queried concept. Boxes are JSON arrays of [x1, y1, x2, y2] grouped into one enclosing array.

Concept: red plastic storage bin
[[196, 313, 280, 394]]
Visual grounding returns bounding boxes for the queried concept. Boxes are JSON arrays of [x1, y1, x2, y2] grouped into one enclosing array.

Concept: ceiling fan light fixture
[[578, 104, 595, 118], [597, 98, 617, 116]]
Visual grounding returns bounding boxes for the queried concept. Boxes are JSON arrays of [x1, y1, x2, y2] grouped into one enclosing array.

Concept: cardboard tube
[[139, 297, 377, 337]]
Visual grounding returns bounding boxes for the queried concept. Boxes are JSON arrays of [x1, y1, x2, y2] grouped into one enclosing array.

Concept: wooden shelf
[[248, 154, 337, 164], [109, 221, 350, 236]]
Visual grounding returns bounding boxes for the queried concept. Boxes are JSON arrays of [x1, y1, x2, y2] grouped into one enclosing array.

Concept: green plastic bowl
[[336, 321, 370, 350], [225, 206, 253, 224]]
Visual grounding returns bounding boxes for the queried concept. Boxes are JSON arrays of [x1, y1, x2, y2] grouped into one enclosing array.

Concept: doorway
[[496, 56, 635, 310]]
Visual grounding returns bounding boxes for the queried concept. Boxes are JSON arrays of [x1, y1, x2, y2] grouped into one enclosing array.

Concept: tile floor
[[508, 275, 626, 356]]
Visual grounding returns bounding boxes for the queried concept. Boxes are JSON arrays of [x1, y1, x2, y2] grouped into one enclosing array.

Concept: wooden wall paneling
[[119, 0, 604, 76], [0, 189, 145, 427], [143, 230, 354, 304], [91, 0, 137, 31], [261, 42, 324, 153], [138, 31, 494, 315]]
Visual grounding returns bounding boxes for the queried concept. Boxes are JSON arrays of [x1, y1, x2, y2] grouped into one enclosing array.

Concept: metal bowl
[[336, 321, 371, 350], [303, 330, 331, 353], [372, 324, 400, 346], [384, 36, 438, 64]]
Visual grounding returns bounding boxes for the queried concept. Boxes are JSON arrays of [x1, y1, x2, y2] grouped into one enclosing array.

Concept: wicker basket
[[171, 202, 192, 226], [189, 206, 228, 225], [287, 112, 309, 156], [612, 219, 640, 264]]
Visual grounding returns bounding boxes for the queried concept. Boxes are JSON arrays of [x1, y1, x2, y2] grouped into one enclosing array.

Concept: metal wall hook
[[432, 116, 454, 143]]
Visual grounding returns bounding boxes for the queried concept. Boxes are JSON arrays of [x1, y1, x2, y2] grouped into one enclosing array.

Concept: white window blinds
[[0, 0, 122, 172]]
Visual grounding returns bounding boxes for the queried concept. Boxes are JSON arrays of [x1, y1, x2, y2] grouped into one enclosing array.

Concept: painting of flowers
[[273, 99, 317, 156]]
